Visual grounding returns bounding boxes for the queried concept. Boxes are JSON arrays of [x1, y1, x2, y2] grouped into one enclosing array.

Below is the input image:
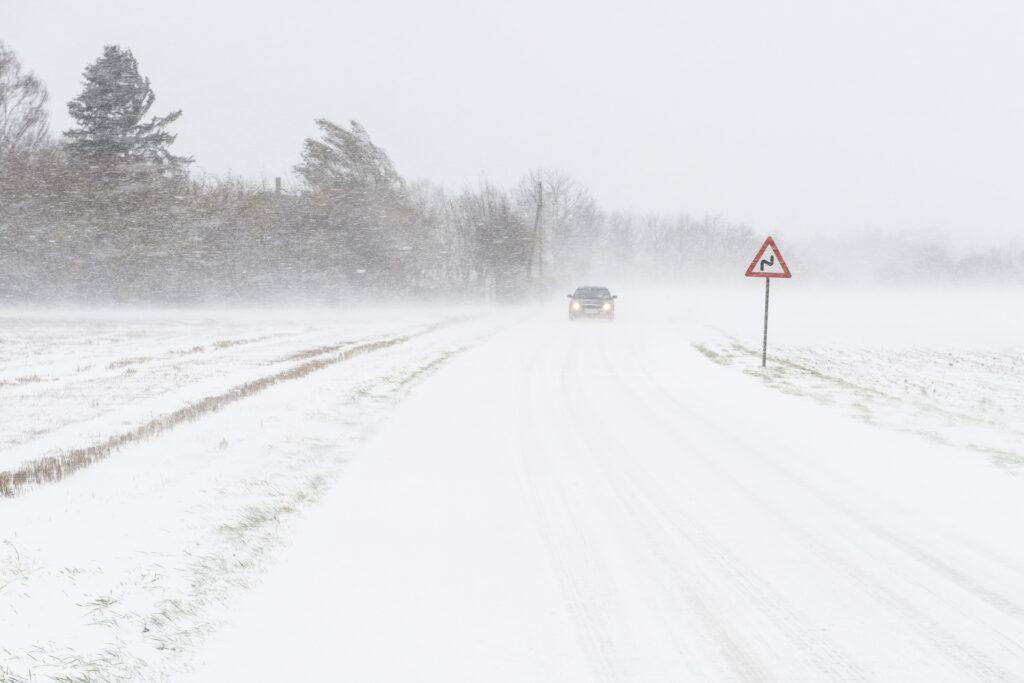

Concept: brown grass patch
[[279, 341, 354, 362], [0, 374, 44, 388], [107, 356, 153, 370], [0, 335, 410, 497]]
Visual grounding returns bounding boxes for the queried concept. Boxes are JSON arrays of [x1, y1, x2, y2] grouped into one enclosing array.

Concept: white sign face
[[745, 237, 791, 278]]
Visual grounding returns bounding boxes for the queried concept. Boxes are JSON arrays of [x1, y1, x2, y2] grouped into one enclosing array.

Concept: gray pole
[[762, 277, 770, 367], [535, 180, 544, 281], [527, 181, 543, 280]]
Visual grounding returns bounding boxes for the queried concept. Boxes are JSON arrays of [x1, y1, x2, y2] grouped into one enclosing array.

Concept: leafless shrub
[[279, 340, 353, 362], [107, 356, 152, 370], [169, 345, 205, 356], [0, 41, 49, 157], [0, 374, 43, 388], [212, 336, 267, 350]]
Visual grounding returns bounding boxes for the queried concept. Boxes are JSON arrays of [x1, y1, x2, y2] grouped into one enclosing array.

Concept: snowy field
[[0, 309, 461, 476], [691, 287, 1024, 470], [3, 288, 1024, 681], [0, 307, 510, 680]]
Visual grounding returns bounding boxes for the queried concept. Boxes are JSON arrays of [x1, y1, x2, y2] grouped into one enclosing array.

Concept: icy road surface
[[193, 296, 1024, 682]]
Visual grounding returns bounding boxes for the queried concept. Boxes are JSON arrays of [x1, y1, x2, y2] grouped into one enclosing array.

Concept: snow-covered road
[[192, 306, 1024, 681]]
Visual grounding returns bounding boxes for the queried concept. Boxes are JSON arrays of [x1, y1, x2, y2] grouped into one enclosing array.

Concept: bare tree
[[515, 169, 597, 284], [0, 42, 50, 158]]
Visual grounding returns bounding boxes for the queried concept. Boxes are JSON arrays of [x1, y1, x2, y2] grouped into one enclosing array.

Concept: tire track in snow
[[513, 327, 768, 681], [661, 334, 1024, 624], [697, 329, 1024, 587], [565, 331, 862, 681], [512, 336, 627, 683], [560, 353, 768, 682], [619, 324, 1024, 679]]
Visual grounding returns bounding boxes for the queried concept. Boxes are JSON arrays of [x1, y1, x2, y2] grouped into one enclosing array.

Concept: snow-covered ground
[[691, 287, 1024, 469], [3, 288, 1024, 681], [0, 307, 510, 680], [0, 309, 460, 473]]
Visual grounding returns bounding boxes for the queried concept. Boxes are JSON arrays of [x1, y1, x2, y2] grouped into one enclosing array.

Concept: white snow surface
[[0, 307, 507, 680], [4, 289, 1024, 681]]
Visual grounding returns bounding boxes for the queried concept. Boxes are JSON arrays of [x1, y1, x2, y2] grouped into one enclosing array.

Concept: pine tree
[[294, 119, 410, 291], [64, 45, 190, 175], [295, 119, 403, 194]]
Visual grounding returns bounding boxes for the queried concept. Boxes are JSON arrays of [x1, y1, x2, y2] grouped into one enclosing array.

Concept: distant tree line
[[1, 42, 1014, 304]]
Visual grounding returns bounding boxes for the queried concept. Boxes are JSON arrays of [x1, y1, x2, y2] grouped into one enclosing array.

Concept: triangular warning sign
[[745, 236, 791, 278]]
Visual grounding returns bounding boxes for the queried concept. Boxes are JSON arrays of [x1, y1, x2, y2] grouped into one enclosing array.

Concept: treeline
[[2, 42, 1015, 304], [0, 42, 761, 304], [794, 231, 1024, 286]]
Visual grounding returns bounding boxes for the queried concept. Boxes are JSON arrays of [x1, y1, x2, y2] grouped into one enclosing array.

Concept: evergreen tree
[[294, 119, 411, 291], [295, 119, 403, 194], [64, 45, 189, 175]]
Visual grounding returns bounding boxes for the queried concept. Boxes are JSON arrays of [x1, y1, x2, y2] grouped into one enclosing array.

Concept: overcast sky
[[3, 0, 1023, 247]]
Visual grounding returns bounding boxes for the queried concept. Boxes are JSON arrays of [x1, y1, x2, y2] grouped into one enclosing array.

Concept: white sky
[[3, 0, 1023, 247]]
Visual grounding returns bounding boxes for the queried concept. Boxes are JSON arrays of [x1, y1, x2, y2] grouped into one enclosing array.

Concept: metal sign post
[[745, 236, 791, 367], [762, 277, 770, 367]]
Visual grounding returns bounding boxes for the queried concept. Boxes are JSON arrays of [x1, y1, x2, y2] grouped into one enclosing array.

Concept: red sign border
[[745, 236, 792, 278]]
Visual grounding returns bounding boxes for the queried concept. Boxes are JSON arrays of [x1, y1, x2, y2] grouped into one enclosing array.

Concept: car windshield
[[575, 287, 611, 299]]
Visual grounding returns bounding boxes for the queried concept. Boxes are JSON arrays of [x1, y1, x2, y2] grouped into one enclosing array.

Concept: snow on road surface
[[190, 291, 1024, 682], [4, 290, 1024, 681]]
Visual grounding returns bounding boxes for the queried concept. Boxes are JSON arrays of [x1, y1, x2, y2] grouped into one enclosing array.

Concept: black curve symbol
[[759, 254, 775, 271]]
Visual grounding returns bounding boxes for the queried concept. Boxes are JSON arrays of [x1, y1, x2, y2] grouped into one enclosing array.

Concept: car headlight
[[571, 301, 581, 311], [602, 302, 612, 311]]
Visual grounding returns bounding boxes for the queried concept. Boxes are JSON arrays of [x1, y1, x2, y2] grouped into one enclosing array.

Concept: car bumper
[[570, 308, 614, 319]]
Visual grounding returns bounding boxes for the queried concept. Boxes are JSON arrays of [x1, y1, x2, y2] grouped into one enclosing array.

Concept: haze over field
[[3, 0, 1024, 289], [3, 2, 1024, 681]]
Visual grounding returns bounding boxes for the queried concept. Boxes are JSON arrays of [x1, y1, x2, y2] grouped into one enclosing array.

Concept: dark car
[[568, 286, 616, 321]]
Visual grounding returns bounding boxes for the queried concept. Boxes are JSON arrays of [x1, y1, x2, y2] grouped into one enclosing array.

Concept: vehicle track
[[619, 323, 1024, 679], [513, 339, 627, 682], [572, 330, 865, 680]]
